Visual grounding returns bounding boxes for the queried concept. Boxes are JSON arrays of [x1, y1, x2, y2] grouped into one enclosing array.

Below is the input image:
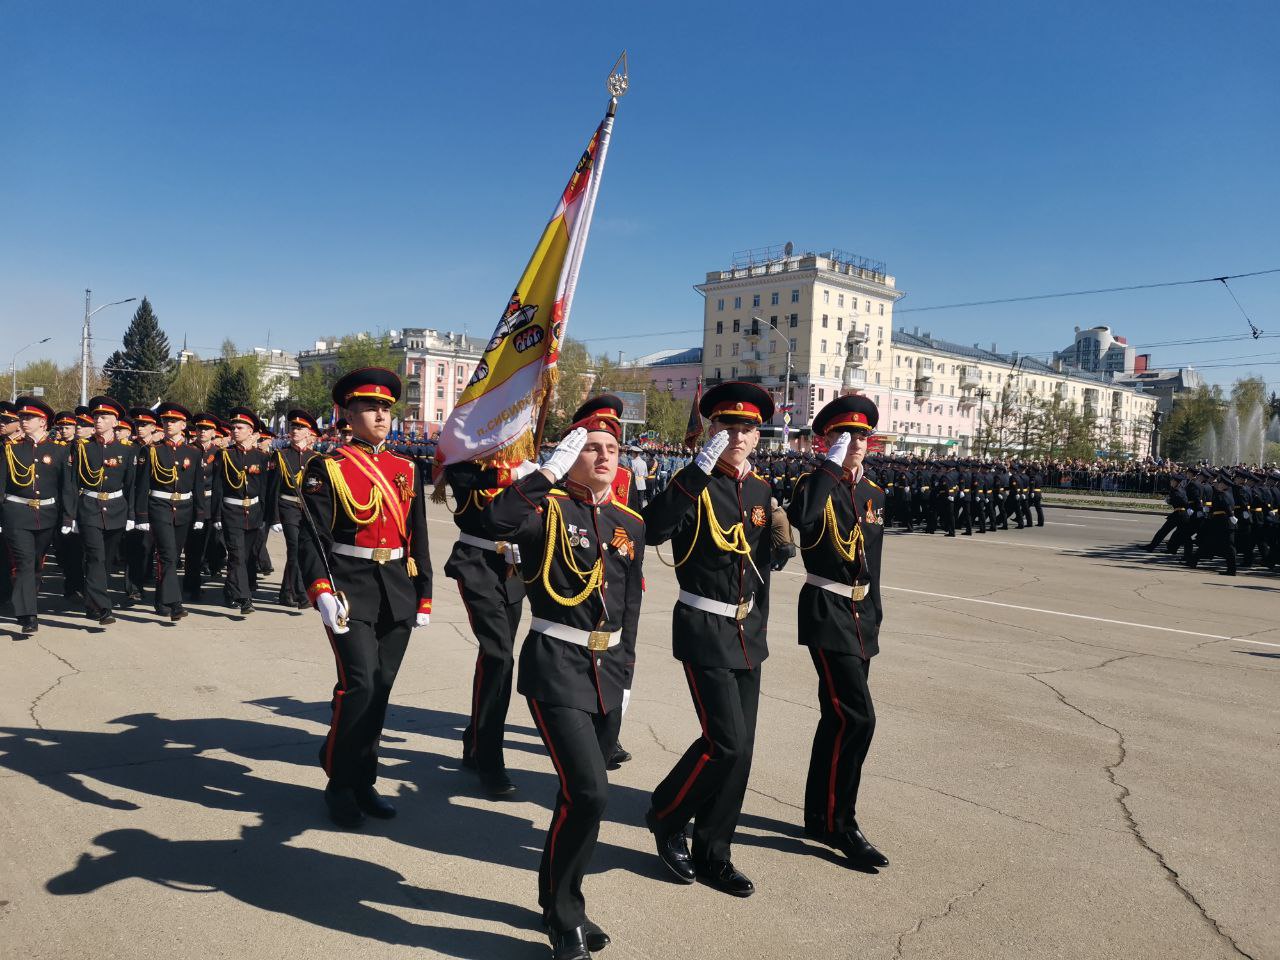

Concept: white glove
[[694, 430, 731, 475], [824, 431, 851, 464], [947, 496, 954, 502], [271, 523, 283, 533], [215, 521, 223, 530], [61, 525, 73, 535], [1229, 516, 1238, 527], [510, 460, 539, 482], [316, 592, 349, 634], [542, 427, 588, 482], [136, 522, 150, 532], [125, 519, 135, 531], [72, 520, 78, 533], [415, 613, 430, 628], [193, 521, 204, 530]]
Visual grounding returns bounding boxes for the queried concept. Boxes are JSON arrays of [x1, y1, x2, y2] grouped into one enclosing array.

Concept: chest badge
[[394, 472, 413, 503], [750, 505, 767, 527], [610, 527, 634, 560]]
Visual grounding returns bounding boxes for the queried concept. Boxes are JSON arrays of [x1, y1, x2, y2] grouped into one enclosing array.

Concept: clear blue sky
[[3, 1, 1277, 388]]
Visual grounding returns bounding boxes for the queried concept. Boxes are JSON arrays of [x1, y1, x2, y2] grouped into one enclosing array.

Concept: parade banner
[[434, 105, 617, 470]]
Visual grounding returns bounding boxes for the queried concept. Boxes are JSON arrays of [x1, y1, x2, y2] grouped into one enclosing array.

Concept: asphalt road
[[2, 505, 1277, 960]]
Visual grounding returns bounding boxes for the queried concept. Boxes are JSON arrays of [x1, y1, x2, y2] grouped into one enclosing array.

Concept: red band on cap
[[344, 384, 394, 403], [827, 412, 872, 431], [229, 414, 256, 426], [18, 405, 49, 418], [709, 401, 762, 423]]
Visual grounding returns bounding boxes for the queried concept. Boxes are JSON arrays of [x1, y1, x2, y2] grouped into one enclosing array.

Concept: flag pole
[[532, 51, 629, 455]]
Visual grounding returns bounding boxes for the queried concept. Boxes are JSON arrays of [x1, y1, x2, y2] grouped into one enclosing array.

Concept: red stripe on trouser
[[816, 649, 847, 833], [322, 625, 349, 777], [530, 699, 571, 899], [655, 664, 714, 821]]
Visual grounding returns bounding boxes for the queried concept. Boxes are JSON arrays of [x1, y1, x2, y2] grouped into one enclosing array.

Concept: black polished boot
[[354, 784, 396, 819], [605, 741, 631, 770], [548, 925, 590, 960]]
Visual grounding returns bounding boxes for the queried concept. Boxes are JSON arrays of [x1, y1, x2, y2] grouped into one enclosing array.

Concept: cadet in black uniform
[[299, 369, 433, 828], [183, 414, 222, 602], [788, 395, 890, 870], [62, 396, 135, 625], [487, 403, 644, 960], [271, 410, 320, 608], [51, 412, 86, 601], [122, 408, 161, 601], [1146, 474, 1189, 552], [213, 408, 273, 614], [136, 402, 206, 620], [642, 381, 778, 898], [1, 398, 66, 634], [0, 402, 19, 608], [1189, 472, 1237, 575]]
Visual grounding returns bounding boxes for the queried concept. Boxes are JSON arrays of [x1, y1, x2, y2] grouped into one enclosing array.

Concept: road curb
[[1043, 501, 1164, 516]]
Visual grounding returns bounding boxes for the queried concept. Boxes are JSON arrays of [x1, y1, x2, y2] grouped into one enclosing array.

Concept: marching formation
[[1, 373, 894, 960], [1143, 467, 1280, 576]]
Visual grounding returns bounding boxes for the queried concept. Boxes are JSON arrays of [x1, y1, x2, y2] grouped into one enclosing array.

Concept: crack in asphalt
[[27, 641, 81, 731], [1028, 666, 1257, 960], [892, 881, 987, 959], [870, 773, 1075, 838]]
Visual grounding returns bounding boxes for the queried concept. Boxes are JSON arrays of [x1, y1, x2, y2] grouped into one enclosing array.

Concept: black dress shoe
[[544, 919, 609, 953], [548, 925, 590, 960], [693, 858, 754, 897], [479, 770, 518, 799], [296, 597, 310, 610], [354, 784, 396, 819], [605, 741, 631, 770], [98, 610, 116, 626], [645, 809, 695, 883], [19, 616, 38, 636], [324, 784, 365, 828], [170, 604, 188, 621], [806, 824, 890, 868], [240, 600, 255, 614]]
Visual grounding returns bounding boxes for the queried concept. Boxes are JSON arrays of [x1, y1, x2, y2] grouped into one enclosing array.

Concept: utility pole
[[80, 290, 138, 404], [975, 386, 992, 456]]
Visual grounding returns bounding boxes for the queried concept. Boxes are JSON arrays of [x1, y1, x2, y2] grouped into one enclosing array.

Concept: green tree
[[290, 366, 334, 419], [542, 338, 593, 439], [103, 297, 173, 407], [167, 357, 216, 411], [207, 361, 254, 418], [643, 386, 686, 442], [13, 359, 97, 411]]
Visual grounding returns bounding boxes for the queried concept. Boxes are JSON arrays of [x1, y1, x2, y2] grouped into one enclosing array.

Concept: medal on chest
[[566, 523, 590, 550]]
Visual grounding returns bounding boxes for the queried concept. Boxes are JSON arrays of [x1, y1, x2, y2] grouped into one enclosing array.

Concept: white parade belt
[[81, 489, 124, 501], [6, 494, 56, 507], [530, 616, 621, 651], [150, 490, 192, 501], [456, 532, 520, 562], [677, 589, 753, 621], [332, 542, 404, 563], [224, 496, 259, 507], [279, 494, 300, 504], [805, 573, 870, 601]]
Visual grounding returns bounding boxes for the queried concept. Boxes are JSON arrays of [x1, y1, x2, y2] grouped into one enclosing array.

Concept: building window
[[730, 318, 739, 333], [789, 338, 797, 351], [823, 290, 830, 304], [715, 320, 723, 334], [822, 314, 829, 328], [717, 299, 724, 311], [789, 313, 798, 328], [834, 366, 841, 380], [771, 291, 779, 305], [875, 372, 881, 384], [680, 379, 687, 389], [436, 386, 445, 398], [714, 344, 722, 358], [877, 327, 883, 340], [876, 349, 882, 361], [457, 367, 466, 382], [752, 294, 761, 307], [731, 343, 739, 356], [894, 378, 900, 388], [436, 362, 445, 377], [837, 317, 843, 331], [818, 388, 825, 401], [734, 296, 742, 309], [731, 366, 738, 378], [769, 341, 777, 354], [851, 297, 858, 311], [715, 367, 722, 379], [865, 300, 871, 313], [820, 339, 828, 352], [435, 408, 443, 421], [820, 364, 826, 376], [837, 294, 845, 307], [893, 398, 899, 410], [791, 289, 800, 303]]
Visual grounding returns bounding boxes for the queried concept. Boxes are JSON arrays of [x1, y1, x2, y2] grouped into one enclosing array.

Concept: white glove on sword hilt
[[542, 427, 588, 482], [825, 431, 852, 465], [317, 592, 350, 634], [694, 430, 730, 475]]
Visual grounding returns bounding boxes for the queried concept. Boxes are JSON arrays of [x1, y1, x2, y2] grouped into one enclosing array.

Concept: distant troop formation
[[1144, 467, 1280, 576]]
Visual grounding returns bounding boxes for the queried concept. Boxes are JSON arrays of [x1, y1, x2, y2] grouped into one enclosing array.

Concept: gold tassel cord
[[800, 496, 863, 563], [653, 489, 752, 569], [221, 451, 247, 491], [150, 447, 178, 485], [534, 495, 604, 607], [5, 445, 34, 488], [76, 442, 104, 488], [324, 457, 382, 527]]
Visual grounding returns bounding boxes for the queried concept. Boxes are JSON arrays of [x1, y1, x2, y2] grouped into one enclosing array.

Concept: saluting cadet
[[642, 381, 779, 898], [1, 397, 66, 635], [788, 395, 890, 870], [135, 403, 206, 621], [443, 437, 544, 799], [183, 414, 222, 602], [270, 409, 320, 608], [486, 402, 644, 960], [298, 368, 433, 828], [0, 402, 19, 607], [61, 397, 135, 626], [212, 408, 273, 614]]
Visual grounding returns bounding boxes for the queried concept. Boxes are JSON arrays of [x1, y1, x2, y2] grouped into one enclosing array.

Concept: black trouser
[[150, 512, 193, 609], [649, 663, 761, 863], [3, 526, 56, 619], [183, 521, 211, 597], [938, 496, 955, 534], [898, 496, 913, 530], [279, 520, 306, 601], [0, 534, 11, 604], [1032, 493, 1045, 526], [527, 698, 621, 932], [221, 523, 262, 603], [958, 495, 973, 534], [81, 525, 125, 614], [320, 602, 412, 789], [124, 528, 153, 595], [457, 579, 521, 774], [1149, 510, 1182, 549], [1190, 519, 1236, 574], [256, 527, 273, 573], [805, 649, 874, 835], [58, 529, 85, 595]]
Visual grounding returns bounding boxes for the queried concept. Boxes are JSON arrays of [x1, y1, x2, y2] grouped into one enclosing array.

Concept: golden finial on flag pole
[[607, 50, 629, 107]]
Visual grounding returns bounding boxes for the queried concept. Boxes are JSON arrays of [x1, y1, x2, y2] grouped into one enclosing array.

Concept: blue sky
[[3, 1, 1277, 388]]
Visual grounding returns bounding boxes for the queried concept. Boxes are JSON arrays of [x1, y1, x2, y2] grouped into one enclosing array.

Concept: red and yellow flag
[[436, 105, 617, 468]]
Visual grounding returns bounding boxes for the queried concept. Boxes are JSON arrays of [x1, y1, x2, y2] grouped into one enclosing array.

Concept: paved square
[[2, 508, 1276, 959]]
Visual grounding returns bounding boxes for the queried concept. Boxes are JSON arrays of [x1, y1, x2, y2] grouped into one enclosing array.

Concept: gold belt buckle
[[851, 582, 869, 602], [734, 600, 750, 621], [370, 547, 392, 563], [28, 498, 42, 508], [495, 540, 509, 555], [587, 630, 612, 652]]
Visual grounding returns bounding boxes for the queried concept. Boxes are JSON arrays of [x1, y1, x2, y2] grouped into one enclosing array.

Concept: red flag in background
[[684, 378, 703, 449]]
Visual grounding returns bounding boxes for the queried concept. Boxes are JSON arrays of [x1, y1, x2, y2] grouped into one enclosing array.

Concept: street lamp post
[[751, 316, 793, 447], [81, 290, 137, 404], [10, 337, 53, 402]]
